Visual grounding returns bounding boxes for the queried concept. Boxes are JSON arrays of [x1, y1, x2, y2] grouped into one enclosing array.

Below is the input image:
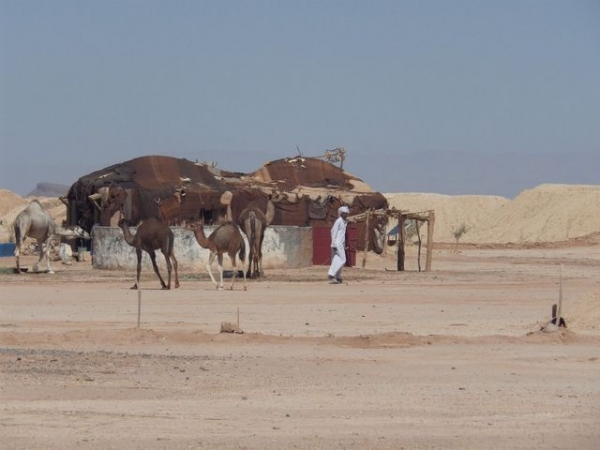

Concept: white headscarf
[[338, 206, 350, 216]]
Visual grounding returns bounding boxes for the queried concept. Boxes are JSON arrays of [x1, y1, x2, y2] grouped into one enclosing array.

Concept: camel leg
[[229, 255, 237, 291], [164, 253, 172, 290], [33, 239, 51, 273], [257, 239, 264, 277], [206, 252, 219, 289], [240, 258, 247, 291], [253, 252, 260, 278], [246, 245, 254, 279], [171, 254, 180, 288], [14, 240, 22, 274], [148, 250, 168, 289], [132, 249, 142, 289], [233, 251, 247, 291], [217, 253, 225, 290], [257, 254, 263, 278], [43, 240, 54, 274], [31, 240, 43, 272]]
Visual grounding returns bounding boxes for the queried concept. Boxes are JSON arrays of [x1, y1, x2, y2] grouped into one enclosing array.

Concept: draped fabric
[[65, 155, 388, 251]]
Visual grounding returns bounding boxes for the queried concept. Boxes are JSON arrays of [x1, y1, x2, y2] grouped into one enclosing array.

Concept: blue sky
[[1, 1, 599, 197]]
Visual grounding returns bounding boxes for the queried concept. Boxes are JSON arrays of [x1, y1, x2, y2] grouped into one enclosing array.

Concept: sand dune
[[385, 183, 600, 244]]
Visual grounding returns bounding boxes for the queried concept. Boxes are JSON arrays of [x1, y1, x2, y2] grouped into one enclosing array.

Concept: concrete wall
[[91, 225, 313, 271]]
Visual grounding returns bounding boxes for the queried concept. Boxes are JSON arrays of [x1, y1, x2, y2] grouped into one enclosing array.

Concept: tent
[[64, 154, 388, 252]]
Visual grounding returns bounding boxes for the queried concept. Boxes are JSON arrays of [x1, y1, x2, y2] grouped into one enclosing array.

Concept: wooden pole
[[362, 211, 370, 269], [416, 220, 422, 272], [556, 264, 563, 325], [137, 289, 142, 329], [397, 214, 405, 271], [425, 210, 435, 272]]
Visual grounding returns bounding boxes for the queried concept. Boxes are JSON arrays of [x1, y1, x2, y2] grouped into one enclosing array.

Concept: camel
[[237, 199, 274, 278], [13, 200, 90, 274], [118, 217, 180, 290], [189, 222, 247, 291]]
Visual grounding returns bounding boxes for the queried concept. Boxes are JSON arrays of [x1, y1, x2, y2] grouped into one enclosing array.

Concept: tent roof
[[74, 154, 380, 197]]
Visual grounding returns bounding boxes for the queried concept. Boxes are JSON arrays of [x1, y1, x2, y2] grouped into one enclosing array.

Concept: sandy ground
[[1, 245, 600, 450]]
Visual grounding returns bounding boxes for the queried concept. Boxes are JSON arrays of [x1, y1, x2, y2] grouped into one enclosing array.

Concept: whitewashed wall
[[91, 226, 312, 271]]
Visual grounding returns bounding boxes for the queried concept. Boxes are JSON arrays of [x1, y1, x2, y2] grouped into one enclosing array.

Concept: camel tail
[[249, 211, 257, 250], [13, 220, 21, 246], [239, 236, 246, 262]]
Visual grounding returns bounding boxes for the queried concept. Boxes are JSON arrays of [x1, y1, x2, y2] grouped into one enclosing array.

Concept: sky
[[1, 1, 599, 198]]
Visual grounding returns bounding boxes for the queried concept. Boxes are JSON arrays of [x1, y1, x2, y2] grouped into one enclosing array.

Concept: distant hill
[[26, 182, 70, 198]]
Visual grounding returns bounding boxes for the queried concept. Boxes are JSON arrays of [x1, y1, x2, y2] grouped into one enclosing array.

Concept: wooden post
[[556, 264, 563, 325], [397, 214, 405, 271], [425, 210, 435, 272], [362, 211, 370, 269], [416, 220, 422, 272]]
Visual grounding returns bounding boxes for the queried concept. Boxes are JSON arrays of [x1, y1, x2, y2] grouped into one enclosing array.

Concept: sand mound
[[465, 184, 600, 244], [386, 184, 600, 244], [0, 189, 24, 217], [384, 192, 509, 243]]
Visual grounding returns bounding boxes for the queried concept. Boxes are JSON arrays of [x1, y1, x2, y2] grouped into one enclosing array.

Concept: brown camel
[[237, 199, 274, 278], [189, 222, 247, 291], [118, 218, 180, 290]]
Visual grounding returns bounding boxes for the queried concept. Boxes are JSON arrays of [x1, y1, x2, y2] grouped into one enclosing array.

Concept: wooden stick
[[556, 264, 563, 326], [416, 220, 422, 272]]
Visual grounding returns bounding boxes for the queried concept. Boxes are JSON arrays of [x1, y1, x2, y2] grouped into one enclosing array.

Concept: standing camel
[[13, 200, 90, 274], [237, 199, 274, 279], [189, 222, 247, 291], [118, 218, 180, 290]]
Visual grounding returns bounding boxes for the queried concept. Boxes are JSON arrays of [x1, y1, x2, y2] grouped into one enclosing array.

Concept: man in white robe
[[328, 205, 349, 284]]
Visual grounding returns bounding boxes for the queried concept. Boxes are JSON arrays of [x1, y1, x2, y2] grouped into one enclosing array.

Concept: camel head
[[105, 185, 127, 213], [186, 221, 206, 235], [73, 226, 91, 240], [56, 225, 91, 240], [118, 218, 135, 229]]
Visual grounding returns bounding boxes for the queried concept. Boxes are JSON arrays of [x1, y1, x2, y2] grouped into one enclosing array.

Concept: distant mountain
[[26, 182, 70, 198]]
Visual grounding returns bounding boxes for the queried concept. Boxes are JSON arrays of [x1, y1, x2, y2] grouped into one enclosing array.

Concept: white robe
[[328, 216, 347, 278]]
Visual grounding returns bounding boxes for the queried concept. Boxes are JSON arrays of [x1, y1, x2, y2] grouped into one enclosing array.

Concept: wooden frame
[[350, 209, 435, 272]]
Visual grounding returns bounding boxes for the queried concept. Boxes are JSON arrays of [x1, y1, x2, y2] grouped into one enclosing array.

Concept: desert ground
[[2, 184, 600, 449], [1, 241, 600, 450]]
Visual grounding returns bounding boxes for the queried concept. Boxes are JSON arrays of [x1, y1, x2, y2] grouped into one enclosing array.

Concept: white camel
[[13, 200, 90, 274], [188, 222, 247, 291]]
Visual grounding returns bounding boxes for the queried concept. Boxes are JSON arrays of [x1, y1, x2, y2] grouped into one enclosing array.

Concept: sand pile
[[0, 189, 25, 217], [0, 190, 67, 242], [385, 184, 600, 244], [465, 184, 600, 244], [384, 192, 509, 243]]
